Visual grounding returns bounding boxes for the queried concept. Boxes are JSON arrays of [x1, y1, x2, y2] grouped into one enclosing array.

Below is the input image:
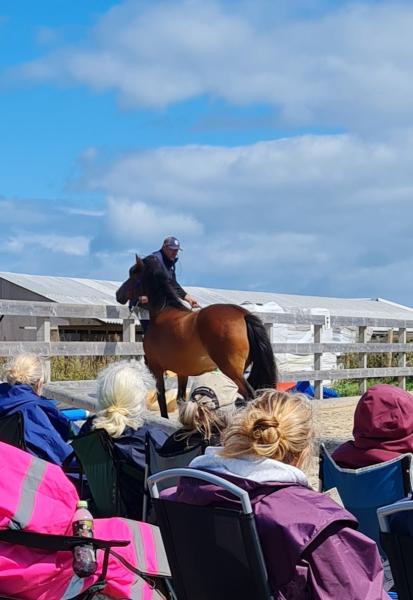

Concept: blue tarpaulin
[[292, 381, 339, 399]]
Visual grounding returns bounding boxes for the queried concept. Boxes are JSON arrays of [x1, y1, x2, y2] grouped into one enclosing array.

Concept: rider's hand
[[185, 295, 200, 308], [138, 295, 149, 304]]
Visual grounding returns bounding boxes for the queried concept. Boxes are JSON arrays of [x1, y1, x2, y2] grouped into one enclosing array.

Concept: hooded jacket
[[0, 383, 72, 465], [0, 442, 169, 599], [332, 384, 413, 468], [170, 448, 387, 599]]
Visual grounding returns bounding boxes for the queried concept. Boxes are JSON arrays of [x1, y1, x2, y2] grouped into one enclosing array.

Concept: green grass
[[50, 356, 123, 380], [333, 377, 413, 397]]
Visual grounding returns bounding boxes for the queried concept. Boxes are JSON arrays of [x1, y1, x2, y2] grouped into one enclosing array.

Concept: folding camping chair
[[0, 528, 129, 600], [319, 443, 413, 552], [70, 429, 145, 519], [378, 499, 413, 600], [148, 468, 273, 600], [0, 412, 26, 450], [142, 432, 205, 521]]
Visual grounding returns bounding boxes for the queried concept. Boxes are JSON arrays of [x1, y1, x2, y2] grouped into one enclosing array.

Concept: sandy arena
[[306, 396, 359, 488]]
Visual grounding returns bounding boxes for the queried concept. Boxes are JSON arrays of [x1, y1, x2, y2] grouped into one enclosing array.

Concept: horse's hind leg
[[177, 375, 188, 404], [211, 354, 254, 403]]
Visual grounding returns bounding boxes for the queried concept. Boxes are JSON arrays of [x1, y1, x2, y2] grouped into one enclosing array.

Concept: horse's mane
[[142, 255, 188, 312]]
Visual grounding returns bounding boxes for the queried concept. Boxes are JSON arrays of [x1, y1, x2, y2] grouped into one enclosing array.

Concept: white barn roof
[[1, 271, 413, 320]]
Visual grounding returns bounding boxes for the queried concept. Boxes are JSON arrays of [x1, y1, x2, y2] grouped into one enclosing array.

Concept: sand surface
[[306, 396, 358, 488]]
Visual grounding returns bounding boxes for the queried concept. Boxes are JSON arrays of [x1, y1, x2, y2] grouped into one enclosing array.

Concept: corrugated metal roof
[[189, 287, 413, 319], [1, 271, 413, 320]]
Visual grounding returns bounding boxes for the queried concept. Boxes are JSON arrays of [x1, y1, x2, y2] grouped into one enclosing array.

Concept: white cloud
[[74, 131, 413, 301], [106, 197, 202, 243], [11, 0, 413, 130], [64, 207, 105, 217], [81, 133, 413, 215], [3, 233, 90, 256]]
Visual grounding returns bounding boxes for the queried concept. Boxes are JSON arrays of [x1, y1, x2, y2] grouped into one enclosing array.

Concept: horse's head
[[116, 254, 144, 305]]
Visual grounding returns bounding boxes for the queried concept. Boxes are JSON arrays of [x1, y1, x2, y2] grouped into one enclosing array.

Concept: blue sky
[[2, 0, 413, 303]]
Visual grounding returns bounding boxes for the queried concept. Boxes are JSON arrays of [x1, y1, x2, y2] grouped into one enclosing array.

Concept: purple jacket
[[170, 471, 387, 599]]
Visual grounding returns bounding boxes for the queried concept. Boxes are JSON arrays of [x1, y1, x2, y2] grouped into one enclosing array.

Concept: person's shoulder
[[258, 483, 357, 528]]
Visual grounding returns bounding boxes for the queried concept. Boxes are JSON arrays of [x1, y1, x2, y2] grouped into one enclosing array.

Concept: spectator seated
[[161, 370, 242, 453], [160, 390, 389, 599], [0, 441, 170, 599], [0, 353, 74, 465], [378, 499, 413, 600], [78, 360, 172, 519]]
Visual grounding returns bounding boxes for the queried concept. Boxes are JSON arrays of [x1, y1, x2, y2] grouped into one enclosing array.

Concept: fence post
[[387, 328, 394, 368], [36, 317, 51, 382], [398, 327, 407, 390], [359, 325, 368, 395], [122, 318, 136, 343], [314, 324, 323, 400]]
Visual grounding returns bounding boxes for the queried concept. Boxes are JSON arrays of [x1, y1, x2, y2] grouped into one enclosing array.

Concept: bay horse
[[116, 255, 277, 418]]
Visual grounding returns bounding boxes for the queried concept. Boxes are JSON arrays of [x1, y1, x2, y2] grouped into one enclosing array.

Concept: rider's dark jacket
[[130, 249, 187, 312], [151, 249, 187, 300]]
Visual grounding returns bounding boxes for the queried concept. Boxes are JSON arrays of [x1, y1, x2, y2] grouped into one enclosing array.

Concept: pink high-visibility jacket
[[0, 442, 169, 599]]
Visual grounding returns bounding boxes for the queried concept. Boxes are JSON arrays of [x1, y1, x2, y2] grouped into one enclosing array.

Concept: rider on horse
[[135, 236, 199, 332]]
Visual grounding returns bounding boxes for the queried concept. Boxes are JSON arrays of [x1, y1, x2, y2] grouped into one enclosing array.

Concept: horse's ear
[[135, 255, 144, 270]]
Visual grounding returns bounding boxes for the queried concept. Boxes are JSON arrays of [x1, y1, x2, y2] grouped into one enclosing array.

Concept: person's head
[[179, 371, 241, 442], [93, 360, 153, 438], [221, 390, 314, 469], [353, 384, 413, 450], [3, 353, 46, 395], [332, 384, 413, 469], [162, 236, 181, 261]]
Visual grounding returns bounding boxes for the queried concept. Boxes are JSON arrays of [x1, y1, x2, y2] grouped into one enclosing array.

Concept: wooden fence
[[1, 300, 413, 399]]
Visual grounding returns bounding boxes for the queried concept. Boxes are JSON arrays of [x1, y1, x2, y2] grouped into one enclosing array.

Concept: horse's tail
[[245, 313, 278, 390]]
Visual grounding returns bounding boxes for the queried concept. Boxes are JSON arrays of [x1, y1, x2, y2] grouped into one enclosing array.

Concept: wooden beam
[[0, 341, 143, 357]]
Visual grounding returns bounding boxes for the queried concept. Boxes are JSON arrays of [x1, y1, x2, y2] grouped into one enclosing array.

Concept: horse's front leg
[[153, 368, 168, 419], [177, 375, 188, 404]]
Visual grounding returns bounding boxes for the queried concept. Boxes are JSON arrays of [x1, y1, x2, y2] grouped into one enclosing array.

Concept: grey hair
[[3, 353, 46, 392], [93, 360, 154, 438]]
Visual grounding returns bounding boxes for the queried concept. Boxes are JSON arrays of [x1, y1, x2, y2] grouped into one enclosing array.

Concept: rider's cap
[[163, 236, 182, 250]]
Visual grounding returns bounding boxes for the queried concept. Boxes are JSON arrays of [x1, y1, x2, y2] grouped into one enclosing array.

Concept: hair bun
[[251, 416, 279, 441]]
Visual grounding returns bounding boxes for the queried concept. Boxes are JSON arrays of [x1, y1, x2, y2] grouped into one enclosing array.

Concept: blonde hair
[[221, 390, 314, 467], [93, 360, 154, 438], [3, 353, 45, 392], [178, 396, 233, 443]]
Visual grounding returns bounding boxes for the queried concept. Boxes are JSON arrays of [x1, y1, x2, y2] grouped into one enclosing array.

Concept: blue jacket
[[0, 383, 73, 465]]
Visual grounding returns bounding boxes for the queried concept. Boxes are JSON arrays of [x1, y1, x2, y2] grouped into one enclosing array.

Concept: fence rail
[[1, 300, 412, 399]]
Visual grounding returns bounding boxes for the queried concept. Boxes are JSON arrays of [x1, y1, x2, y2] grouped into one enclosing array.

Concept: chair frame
[[319, 443, 413, 552], [0, 528, 129, 600], [319, 443, 413, 494], [70, 428, 144, 518], [148, 468, 273, 600], [142, 431, 205, 521], [377, 500, 413, 600], [378, 499, 413, 533]]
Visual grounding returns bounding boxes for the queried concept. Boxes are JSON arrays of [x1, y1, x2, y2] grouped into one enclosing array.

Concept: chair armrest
[[0, 529, 129, 552]]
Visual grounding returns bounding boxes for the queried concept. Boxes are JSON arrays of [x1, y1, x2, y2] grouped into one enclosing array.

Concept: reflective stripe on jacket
[[0, 442, 170, 599]]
